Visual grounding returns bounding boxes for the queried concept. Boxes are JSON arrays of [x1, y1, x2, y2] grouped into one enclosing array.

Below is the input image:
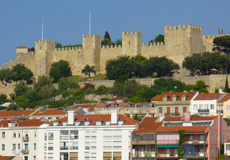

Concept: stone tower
[[122, 31, 142, 57], [35, 40, 55, 79], [83, 34, 101, 73], [165, 24, 204, 67]]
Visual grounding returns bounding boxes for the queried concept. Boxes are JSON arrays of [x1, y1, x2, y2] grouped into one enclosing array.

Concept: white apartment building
[[37, 110, 138, 160], [190, 93, 223, 116]]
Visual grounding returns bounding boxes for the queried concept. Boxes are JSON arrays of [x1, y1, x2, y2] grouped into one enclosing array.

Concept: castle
[[0, 24, 223, 79]]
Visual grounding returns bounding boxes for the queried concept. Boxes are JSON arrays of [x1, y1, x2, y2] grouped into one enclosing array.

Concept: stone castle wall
[[1, 24, 226, 79]]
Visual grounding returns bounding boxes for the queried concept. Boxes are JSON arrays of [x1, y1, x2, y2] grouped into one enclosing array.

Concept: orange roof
[[156, 92, 196, 102], [226, 138, 230, 143], [0, 120, 13, 127], [18, 119, 46, 127], [163, 115, 217, 121], [219, 93, 230, 103], [0, 110, 36, 118], [32, 109, 66, 116], [50, 114, 138, 126], [0, 156, 15, 160], [194, 93, 222, 100], [151, 95, 161, 101], [16, 45, 28, 48], [157, 126, 208, 133], [71, 104, 96, 111], [133, 117, 162, 133]]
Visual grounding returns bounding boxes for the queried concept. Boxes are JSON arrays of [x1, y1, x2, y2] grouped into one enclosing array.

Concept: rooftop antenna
[[42, 17, 44, 40], [89, 12, 91, 35]]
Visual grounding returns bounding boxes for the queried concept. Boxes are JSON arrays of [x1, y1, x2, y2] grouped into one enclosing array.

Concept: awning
[[157, 145, 179, 148]]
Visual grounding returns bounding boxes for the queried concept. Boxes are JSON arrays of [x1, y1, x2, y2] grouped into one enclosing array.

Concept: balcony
[[183, 140, 205, 144], [164, 113, 180, 116], [217, 110, 223, 114], [60, 135, 69, 140], [198, 109, 209, 113], [183, 152, 207, 158], [21, 148, 29, 154], [70, 135, 78, 140], [157, 140, 179, 144], [22, 136, 29, 142], [60, 146, 68, 150], [70, 146, 78, 150], [132, 134, 155, 145]]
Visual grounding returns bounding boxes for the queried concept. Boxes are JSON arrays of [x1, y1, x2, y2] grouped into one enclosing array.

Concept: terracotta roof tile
[[194, 93, 222, 100], [16, 45, 28, 48], [133, 117, 162, 133], [157, 126, 208, 133], [0, 156, 15, 160], [18, 119, 46, 127], [151, 95, 161, 101], [32, 109, 66, 116], [219, 93, 230, 103], [156, 92, 196, 102], [50, 114, 138, 126], [0, 110, 36, 118]]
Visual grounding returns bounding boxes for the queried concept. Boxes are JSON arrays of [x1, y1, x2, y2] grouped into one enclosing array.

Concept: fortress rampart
[[0, 24, 226, 78]]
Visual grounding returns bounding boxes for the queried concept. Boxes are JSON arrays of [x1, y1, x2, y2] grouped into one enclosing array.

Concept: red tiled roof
[[133, 117, 162, 133], [194, 93, 222, 100], [163, 115, 217, 121], [0, 110, 36, 118], [219, 93, 230, 103], [0, 156, 15, 160], [151, 95, 161, 101], [0, 120, 13, 127], [50, 114, 138, 126], [157, 126, 208, 133], [32, 109, 66, 116], [18, 119, 46, 127], [156, 92, 196, 102], [16, 45, 28, 48]]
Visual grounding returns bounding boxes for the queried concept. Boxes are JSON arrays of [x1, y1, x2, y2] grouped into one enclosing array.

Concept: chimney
[[184, 112, 191, 121], [130, 111, 133, 119], [111, 110, 118, 124], [68, 110, 75, 125], [135, 123, 140, 130]]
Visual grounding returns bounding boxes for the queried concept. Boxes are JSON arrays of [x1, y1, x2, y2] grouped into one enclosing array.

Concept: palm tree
[[82, 65, 96, 78]]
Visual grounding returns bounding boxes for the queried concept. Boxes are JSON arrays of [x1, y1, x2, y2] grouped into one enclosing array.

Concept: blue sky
[[0, 0, 229, 65]]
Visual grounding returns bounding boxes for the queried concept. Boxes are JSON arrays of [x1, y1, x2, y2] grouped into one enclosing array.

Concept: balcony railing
[[198, 109, 209, 113], [22, 136, 29, 142], [70, 146, 78, 150], [157, 154, 178, 158], [21, 148, 29, 154], [183, 152, 205, 157], [164, 113, 180, 116], [70, 135, 78, 140], [157, 140, 179, 144], [60, 146, 68, 150], [60, 136, 69, 140], [217, 110, 223, 114]]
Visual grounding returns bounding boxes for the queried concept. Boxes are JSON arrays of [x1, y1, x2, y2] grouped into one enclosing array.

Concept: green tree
[[154, 34, 164, 43], [216, 154, 228, 160], [12, 64, 33, 83], [49, 60, 71, 82], [58, 77, 80, 91], [0, 68, 15, 86], [178, 130, 187, 159], [0, 94, 7, 104], [193, 80, 209, 93], [115, 39, 122, 46], [14, 83, 29, 97], [153, 78, 185, 92], [34, 75, 52, 92], [213, 35, 230, 54], [82, 65, 96, 78], [224, 77, 229, 92], [102, 31, 115, 46]]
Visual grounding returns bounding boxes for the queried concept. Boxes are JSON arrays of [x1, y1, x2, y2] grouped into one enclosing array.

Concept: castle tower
[[165, 24, 204, 67], [35, 40, 55, 79], [16, 45, 29, 59], [82, 34, 101, 73], [122, 31, 142, 57]]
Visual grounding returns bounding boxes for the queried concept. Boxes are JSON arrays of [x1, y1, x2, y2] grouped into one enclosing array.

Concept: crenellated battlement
[[35, 39, 55, 44], [83, 34, 101, 40], [165, 24, 202, 31], [203, 34, 230, 42], [101, 45, 122, 49], [0, 58, 17, 69], [122, 31, 141, 36], [55, 47, 83, 52], [142, 42, 164, 47]]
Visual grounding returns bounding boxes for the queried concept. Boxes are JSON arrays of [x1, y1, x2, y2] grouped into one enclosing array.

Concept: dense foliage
[[149, 34, 164, 43], [183, 52, 230, 75], [102, 31, 122, 46], [106, 55, 179, 80], [55, 42, 82, 49], [82, 65, 96, 77], [49, 60, 72, 82], [213, 36, 230, 54]]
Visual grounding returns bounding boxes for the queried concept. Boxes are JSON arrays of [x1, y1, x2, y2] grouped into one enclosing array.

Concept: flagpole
[[89, 12, 91, 35], [42, 18, 44, 40]]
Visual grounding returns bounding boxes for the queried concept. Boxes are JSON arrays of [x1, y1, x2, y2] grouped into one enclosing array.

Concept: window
[[34, 132, 37, 138], [159, 107, 162, 113], [18, 133, 20, 138], [182, 96, 186, 101], [163, 96, 167, 101], [151, 147, 155, 157], [216, 148, 218, 155], [193, 104, 197, 110], [34, 143, 36, 150], [210, 104, 214, 109], [183, 107, 187, 113], [85, 142, 90, 150], [199, 104, 203, 109], [2, 132, 5, 138], [140, 147, 145, 157], [24, 156, 28, 160], [2, 144, 5, 150], [211, 147, 213, 154], [174, 148, 178, 155], [216, 134, 218, 142], [18, 144, 20, 149], [204, 104, 208, 109], [189, 135, 193, 141], [48, 133, 53, 140], [211, 133, 213, 141], [172, 96, 176, 101], [200, 135, 204, 141], [13, 144, 16, 149], [13, 132, 16, 138], [227, 105, 230, 110], [34, 156, 36, 160]]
